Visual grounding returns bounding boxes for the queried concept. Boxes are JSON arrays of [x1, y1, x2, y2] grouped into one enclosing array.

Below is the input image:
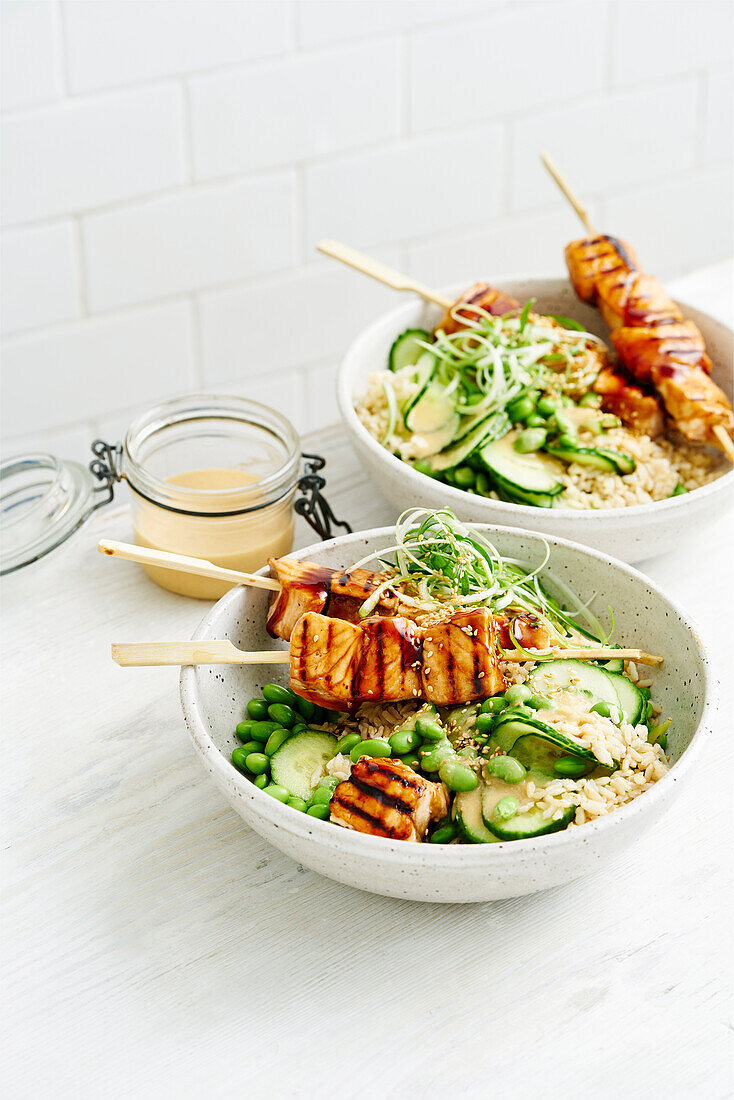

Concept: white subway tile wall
[[1, 0, 731, 464]]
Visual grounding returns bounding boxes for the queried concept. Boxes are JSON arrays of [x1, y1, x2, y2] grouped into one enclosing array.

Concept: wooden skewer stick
[[98, 540, 281, 592], [540, 647, 663, 666], [542, 152, 734, 466], [112, 640, 662, 668], [112, 641, 290, 667], [317, 239, 453, 310], [541, 152, 597, 236]]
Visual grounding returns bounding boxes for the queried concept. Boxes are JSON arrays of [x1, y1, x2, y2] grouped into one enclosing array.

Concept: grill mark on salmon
[[329, 793, 393, 834], [348, 773, 414, 815]]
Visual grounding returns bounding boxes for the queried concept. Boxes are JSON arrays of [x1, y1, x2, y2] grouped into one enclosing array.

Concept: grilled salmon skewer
[[541, 151, 734, 457], [565, 234, 734, 454]]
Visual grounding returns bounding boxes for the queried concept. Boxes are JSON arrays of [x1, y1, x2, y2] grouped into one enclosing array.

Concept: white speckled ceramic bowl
[[337, 278, 734, 563], [180, 525, 714, 903]]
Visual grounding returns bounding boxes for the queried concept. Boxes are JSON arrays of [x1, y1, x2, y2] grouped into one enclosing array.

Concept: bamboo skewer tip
[[540, 151, 597, 236], [713, 424, 734, 464]]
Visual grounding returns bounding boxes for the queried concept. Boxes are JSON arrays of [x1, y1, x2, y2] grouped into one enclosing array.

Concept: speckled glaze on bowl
[[337, 278, 734, 563], [180, 525, 715, 903]]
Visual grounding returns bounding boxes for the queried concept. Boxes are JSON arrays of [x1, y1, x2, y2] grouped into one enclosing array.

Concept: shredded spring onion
[[408, 302, 604, 424], [350, 508, 613, 646]]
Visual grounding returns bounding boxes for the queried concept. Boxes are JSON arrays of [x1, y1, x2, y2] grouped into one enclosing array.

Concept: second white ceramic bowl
[[337, 278, 734, 563], [180, 524, 714, 903]]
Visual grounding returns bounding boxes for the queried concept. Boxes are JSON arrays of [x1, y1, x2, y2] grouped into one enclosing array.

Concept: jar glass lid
[[0, 453, 100, 575]]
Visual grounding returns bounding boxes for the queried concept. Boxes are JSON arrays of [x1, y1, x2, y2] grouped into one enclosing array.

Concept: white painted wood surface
[[3, 266, 733, 1099]]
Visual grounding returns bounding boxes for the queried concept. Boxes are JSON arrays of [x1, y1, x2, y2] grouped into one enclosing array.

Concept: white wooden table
[[3, 265, 733, 1099]]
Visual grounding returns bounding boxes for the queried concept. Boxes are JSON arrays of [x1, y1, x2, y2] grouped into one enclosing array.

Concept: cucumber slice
[[402, 351, 436, 418], [489, 472, 557, 509], [511, 734, 596, 777], [424, 414, 503, 475], [490, 714, 600, 766], [388, 328, 431, 372], [415, 418, 461, 456], [482, 791, 576, 840], [545, 444, 636, 475], [406, 383, 458, 435], [454, 786, 500, 843], [454, 408, 509, 446], [480, 432, 565, 496], [528, 659, 645, 726], [606, 670, 647, 727], [270, 731, 338, 801]]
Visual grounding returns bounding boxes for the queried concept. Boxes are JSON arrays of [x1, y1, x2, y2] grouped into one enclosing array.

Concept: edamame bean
[[350, 739, 391, 763], [527, 693, 552, 710], [590, 700, 623, 724], [398, 754, 421, 770], [253, 774, 268, 789], [505, 683, 532, 706], [286, 796, 308, 813], [317, 775, 340, 794], [557, 432, 578, 448], [453, 465, 475, 489], [419, 740, 454, 772], [268, 703, 296, 728], [263, 783, 289, 802], [235, 720, 256, 741], [525, 413, 547, 428], [309, 786, 333, 806], [475, 472, 492, 496], [438, 757, 478, 792], [335, 731, 361, 755], [321, 708, 342, 724], [429, 822, 458, 843], [481, 695, 508, 715], [264, 727, 292, 757], [494, 797, 518, 821], [487, 755, 527, 784], [415, 717, 445, 742], [246, 698, 269, 721], [476, 712, 498, 736], [579, 393, 601, 408], [507, 394, 536, 423], [600, 414, 620, 430], [307, 804, 330, 820], [231, 746, 256, 772], [262, 683, 296, 706], [413, 459, 435, 477], [245, 752, 270, 775], [553, 756, 588, 778], [671, 483, 688, 497], [537, 395, 560, 417], [513, 427, 547, 454], [646, 701, 654, 721], [234, 740, 260, 760], [389, 728, 422, 755], [250, 720, 279, 743], [293, 696, 316, 721]]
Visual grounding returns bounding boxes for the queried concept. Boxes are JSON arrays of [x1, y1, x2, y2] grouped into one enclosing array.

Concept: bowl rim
[[180, 522, 717, 867], [336, 277, 734, 522]]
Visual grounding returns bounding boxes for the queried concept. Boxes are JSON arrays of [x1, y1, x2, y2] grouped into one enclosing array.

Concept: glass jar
[[124, 395, 299, 598], [0, 394, 350, 589]]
